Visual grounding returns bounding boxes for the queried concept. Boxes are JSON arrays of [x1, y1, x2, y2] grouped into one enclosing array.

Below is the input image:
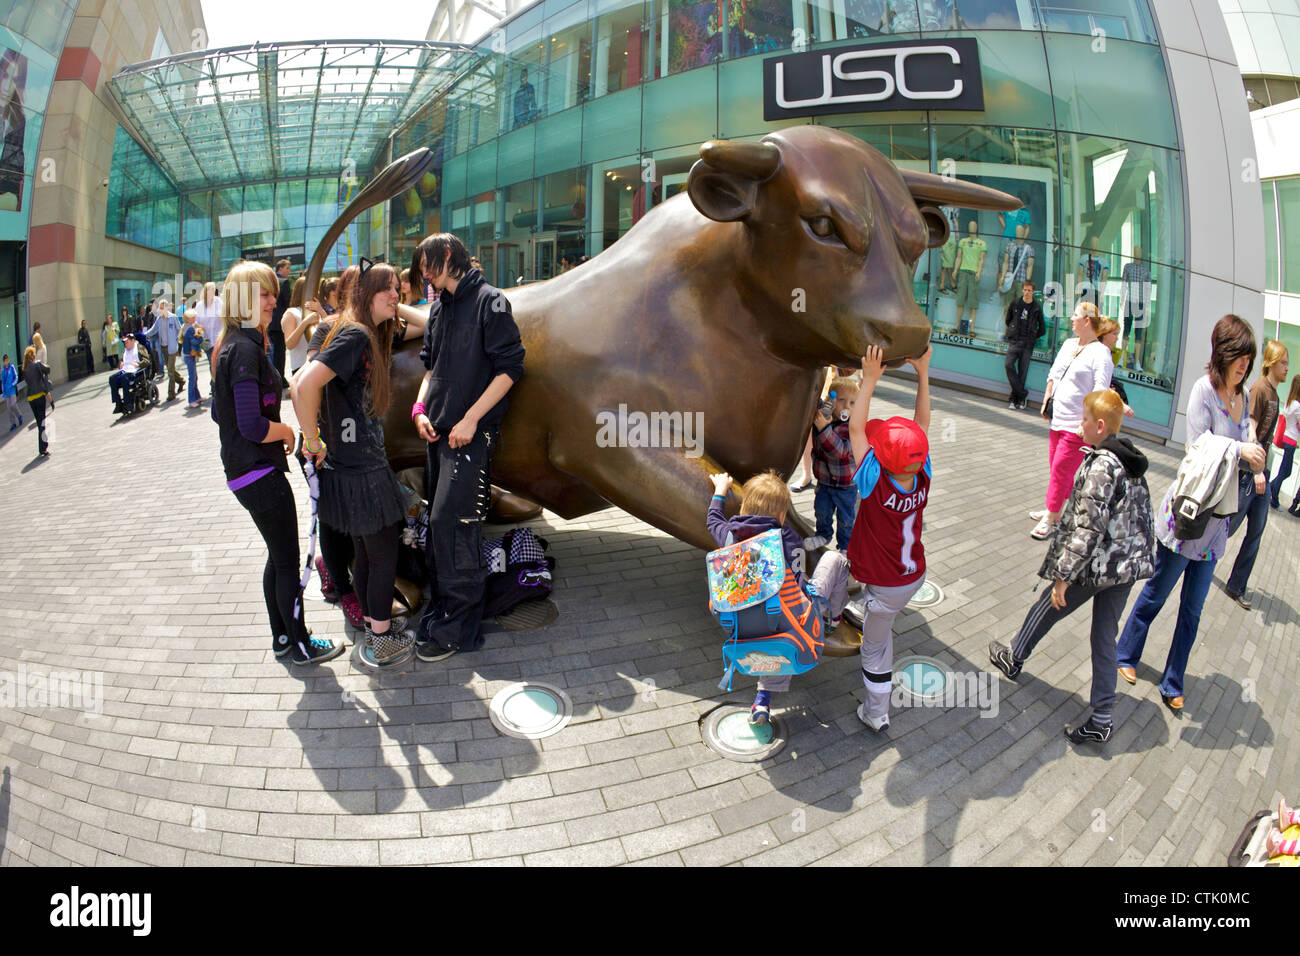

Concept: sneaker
[[315, 556, 339, 602], [1008, 401, 1017, 409], [988, 641, 1022, 680], [802, 534, 829, 551], [856, 701, 889, 733], [291, 634, 345, 666], [843, 597, 866, 630], [1030, 518, 1057, 540], [366, 624, 414, 665], [1065, 716, 1112, 745], [273, 633, 293, 658], [749, 701, 771, 726], [415, 636, 458, 662], [339, 592, 364, 629], [827, 615, 842, 629]]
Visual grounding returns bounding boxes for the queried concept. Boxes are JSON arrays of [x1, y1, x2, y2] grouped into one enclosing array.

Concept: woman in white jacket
[[1030, 301, 1112, 539]]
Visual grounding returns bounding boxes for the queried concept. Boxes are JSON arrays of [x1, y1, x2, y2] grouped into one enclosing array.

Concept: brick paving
[[0, 366, 1294, 866]]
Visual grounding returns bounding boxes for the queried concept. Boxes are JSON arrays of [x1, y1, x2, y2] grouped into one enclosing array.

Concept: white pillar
[[594, 19, 612, 98]]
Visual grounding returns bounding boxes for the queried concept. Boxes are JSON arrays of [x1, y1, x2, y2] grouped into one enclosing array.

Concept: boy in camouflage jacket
[[989, 389, 1155, 745]]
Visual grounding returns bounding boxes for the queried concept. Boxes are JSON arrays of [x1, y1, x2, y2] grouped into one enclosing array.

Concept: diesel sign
[[763, 38, 983, 120]]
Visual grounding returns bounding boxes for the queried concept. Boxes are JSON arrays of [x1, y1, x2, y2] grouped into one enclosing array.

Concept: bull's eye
[[808, 216, 836, 239]]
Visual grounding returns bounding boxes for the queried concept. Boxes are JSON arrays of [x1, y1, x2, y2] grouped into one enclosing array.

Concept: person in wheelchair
[[110, 332, 153, 414]]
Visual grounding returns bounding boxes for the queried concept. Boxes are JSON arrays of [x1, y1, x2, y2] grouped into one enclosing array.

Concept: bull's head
[[687, 126, 1021, 367]]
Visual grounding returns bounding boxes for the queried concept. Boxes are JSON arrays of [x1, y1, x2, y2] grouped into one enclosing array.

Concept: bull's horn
[[304, 148, 437, 308], [900, 168, 1022, 212], [698, 139, 780, 181]]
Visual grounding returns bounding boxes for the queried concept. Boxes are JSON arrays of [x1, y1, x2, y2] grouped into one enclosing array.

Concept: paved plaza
[[0, 366, 1295, 867]]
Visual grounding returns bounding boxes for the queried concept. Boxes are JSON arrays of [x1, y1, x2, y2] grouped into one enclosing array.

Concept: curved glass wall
[[389, 0, 1183, 428]]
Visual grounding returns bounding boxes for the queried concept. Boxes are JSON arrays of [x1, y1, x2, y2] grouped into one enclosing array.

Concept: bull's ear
[[687, 139, 780, 223], [917, 205, 949, 249], [900, 168, 1021, 212]]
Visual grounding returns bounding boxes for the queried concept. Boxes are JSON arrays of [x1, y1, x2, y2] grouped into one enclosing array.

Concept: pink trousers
[[1046, 429, 1087, 514]]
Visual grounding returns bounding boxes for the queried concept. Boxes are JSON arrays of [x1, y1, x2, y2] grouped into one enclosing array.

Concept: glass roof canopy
[[107, 40, 480, 192]]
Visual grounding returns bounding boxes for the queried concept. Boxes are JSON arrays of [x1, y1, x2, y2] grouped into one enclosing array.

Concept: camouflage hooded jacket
[[1040, 435, 1156, 588]]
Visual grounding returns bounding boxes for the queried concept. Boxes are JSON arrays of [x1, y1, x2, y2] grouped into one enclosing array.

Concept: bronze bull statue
[[316, 126, 1020, 552]]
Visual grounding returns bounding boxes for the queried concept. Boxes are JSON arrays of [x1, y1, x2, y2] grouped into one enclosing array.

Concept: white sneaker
[[1008, 401, 1017, 409], [856, 702, 889, 732], [843, 597, 866, 630], [802, 534, 829, 551]]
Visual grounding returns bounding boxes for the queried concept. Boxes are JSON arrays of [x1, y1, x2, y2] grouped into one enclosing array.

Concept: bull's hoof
[[391, 575, 422, 619], [490, 487, 543, 523], [822, 619, 863, 657]]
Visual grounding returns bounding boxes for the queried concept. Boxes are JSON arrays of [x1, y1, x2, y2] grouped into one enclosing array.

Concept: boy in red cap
[[845, 344, 932, 732]]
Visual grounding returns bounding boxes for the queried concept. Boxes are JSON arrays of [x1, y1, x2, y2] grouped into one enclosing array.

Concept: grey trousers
[[1010, 580, 1134, 723], [857, 575, 925, 720], [757, 551, 851, 693], [4, 394, 18, 426]]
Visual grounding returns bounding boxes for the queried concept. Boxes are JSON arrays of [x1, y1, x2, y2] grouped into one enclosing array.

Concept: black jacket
[[270, 275, 291, 337], [22, 359, 51, 398], [419, 269, 525, 432], [1005, 297, 1045, 344]]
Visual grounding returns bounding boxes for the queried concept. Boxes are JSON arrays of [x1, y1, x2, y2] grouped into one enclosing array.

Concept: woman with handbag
[[1269, 374, 1300, 512], [1030, 301, 1112, 539], [1115, 314, 1265, 711]]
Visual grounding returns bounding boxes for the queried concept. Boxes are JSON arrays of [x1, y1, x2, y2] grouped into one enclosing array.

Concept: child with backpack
[[844, 344, 933, 733], [707, 470, 850, 726], [988, 388, 1155, 744]]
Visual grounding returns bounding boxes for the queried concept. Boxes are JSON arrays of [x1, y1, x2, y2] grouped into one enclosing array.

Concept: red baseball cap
[[864, 417, 928, 474]]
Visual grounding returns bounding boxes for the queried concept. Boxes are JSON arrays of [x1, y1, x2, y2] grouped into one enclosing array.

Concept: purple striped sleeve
[[233, 379, 270, 443]]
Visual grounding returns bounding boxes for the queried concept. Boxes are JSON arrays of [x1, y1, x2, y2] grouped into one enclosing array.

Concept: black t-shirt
[[270, 275, 291, 336], [315, 324, 388, 474], [307, 319, 332, 355], [213, 329, 287, 481]]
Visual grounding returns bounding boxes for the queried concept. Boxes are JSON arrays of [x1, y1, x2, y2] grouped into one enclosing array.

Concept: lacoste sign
[[763, 38, 984, 120]]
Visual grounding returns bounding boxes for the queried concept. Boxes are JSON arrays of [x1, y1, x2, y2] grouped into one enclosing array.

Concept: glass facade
[[388, 0, 1183, 426]]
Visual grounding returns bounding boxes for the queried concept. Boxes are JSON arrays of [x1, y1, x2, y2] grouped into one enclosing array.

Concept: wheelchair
[[120, 349, 159, 415]]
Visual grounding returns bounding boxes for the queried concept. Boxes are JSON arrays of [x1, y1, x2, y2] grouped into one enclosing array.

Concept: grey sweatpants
[[1009, 580, 1132, 724], [858, 575, 926, 721], [757, 551, 850, 693], [4, 394, 18, 427]]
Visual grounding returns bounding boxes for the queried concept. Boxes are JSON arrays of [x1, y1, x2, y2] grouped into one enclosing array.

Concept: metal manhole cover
[[350, 635, 415, 673], [700, 704, 787, 762], [488, 682, 572, 739], [893, 655, 951, 704], [496, 598, 558, 631], [908, 581, 944, 608]]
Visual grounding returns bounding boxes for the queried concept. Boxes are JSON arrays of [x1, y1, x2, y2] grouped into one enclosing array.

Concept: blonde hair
[[31, 331, 43, 351], [1083, 389, 1125, 437], [739, 471, 792, 522], [828, 376, 859, 398], [215, 260, 279, 368], [1076, 301, 1102, 335], [1263, 339, 1289, 373], [1096, 317, 1120, 339], [22, 345, 35, 370]]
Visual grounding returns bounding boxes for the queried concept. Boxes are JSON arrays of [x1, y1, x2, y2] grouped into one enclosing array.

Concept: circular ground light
[[893, 655, 951, 705], [495, 598, 559, 632], [488, 682, 573, 739], [699, 704, 787, 762], [908, 580, 944, 609]]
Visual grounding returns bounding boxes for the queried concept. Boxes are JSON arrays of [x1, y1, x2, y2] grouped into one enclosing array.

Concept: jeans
[[1116, 542, 1216, 698], [1004, 340, 1034, 405], [109, 368, 141, 405], [421, 426, 497, 652], [1269, 443, 1296, 508], [1225, 477, 1269, 596], [184, 354, 200, 404], [813, 483, 857, 550], [1010, 581, 1133, 723]]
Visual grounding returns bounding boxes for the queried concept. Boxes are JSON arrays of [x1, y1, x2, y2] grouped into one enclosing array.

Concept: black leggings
[[28, 396, 47, 454], [353, 522, 402, 626], [233, 470, 307, 643], [319, 520, 355, 595]]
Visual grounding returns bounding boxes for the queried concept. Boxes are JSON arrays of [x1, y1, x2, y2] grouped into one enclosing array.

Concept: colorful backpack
[[707, 528, 823, 691]]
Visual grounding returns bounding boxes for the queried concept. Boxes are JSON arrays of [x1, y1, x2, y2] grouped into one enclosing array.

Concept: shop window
[[1276, 178, 1300, 296], [930, 29, 1055, 130], [1263, 181, 1278, 292], [1045, 34, 1175, 148], [1034, 0, 1156, 43]]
